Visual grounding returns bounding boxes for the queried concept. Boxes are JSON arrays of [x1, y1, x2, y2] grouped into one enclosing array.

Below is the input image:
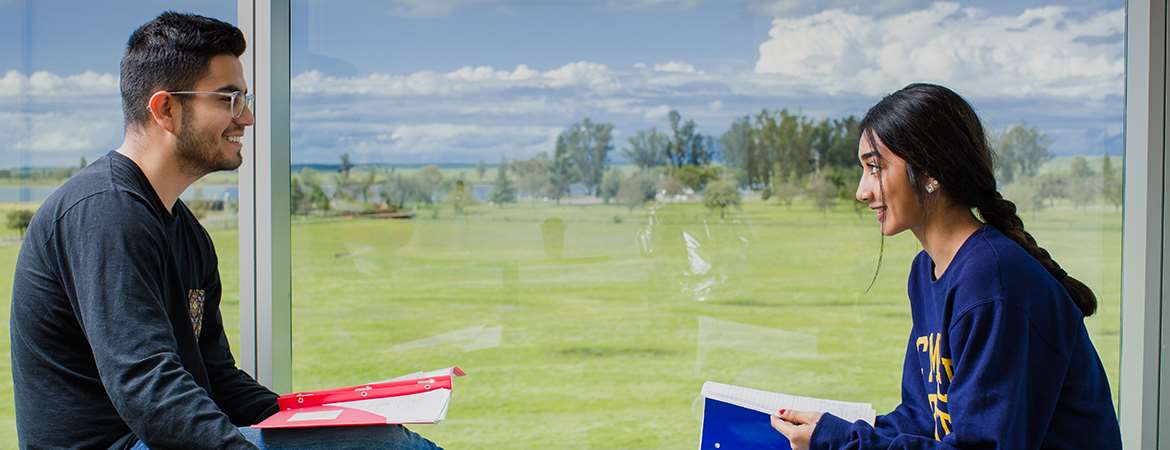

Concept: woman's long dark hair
[[860, 83, 1097, 317]]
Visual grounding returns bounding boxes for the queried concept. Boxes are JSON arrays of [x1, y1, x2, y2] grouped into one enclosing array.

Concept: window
[[287, 1, 1124, 447]]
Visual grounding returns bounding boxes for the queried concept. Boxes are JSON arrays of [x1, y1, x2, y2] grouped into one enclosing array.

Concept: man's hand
[[771, 409, 824, 450]]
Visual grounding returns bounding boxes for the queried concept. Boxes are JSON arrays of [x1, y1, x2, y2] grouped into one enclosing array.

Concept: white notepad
[[328, 388, 452, 424]]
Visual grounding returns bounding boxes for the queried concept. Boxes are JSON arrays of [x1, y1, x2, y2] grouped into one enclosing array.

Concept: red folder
[[253, 367, 466, 429]]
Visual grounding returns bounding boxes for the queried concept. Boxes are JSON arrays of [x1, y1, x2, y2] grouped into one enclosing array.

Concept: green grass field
[[0, 199, 1121, 449]]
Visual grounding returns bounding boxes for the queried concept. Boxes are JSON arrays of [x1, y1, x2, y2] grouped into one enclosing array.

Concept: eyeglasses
[[166, 90, 254, 119]]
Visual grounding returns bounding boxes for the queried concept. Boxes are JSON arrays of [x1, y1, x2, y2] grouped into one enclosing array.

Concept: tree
[[1070, 156, 1094, 178], [1068, 174, 1101, 210], [549, 134, 577, 204], [1003, 176, 1046, 219], [332, 172, 356, 201], [310, 186, 331, 212], [476, 160, 487, 180], [617, 172, 657, 210], [600, 168, 622, 204], [666, 110, 711, 168], [622, 129, 669, 171], [720, 117, 758, 188], [414, 165, 444, 204], [724, 110, 854, 192], [188, 192, 211, 220], [1102, 154, 1122, 210], [656, 176, 686, 199], [7, 209, 34, 239], [993, 122, 1053, 184], [290, 176, 307, 214], [381, 173, 419, 210], [1036, 172, 1068, 207], [1067, 156, 1098, 209], [339, 153, 354, 179], [807, 172, 838, 214], [79, 156, 88, 169], [754, 109, 814, 184], [357, 170, 378, 205], [450, 179, 470, 214], [673, 165, 720, 192], [299, 169, 329, 213], [771, 178, 801, 208], [557, 118, 614, 196], [819, 116, 861, 169], [511, 153, 553, 199], [490, 157, 517, 205], [703, 180, 741, 219]]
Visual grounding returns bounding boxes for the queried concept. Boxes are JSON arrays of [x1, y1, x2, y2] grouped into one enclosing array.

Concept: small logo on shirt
[[187, 289, 206, 340]]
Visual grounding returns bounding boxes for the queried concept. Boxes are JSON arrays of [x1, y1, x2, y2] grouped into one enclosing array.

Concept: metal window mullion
[[237, 0, 292, 394], [1122, 0, 1166, 448]]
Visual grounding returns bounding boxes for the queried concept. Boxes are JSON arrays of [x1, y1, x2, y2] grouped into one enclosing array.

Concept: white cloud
[[292, 61, 619, 97], [653, 61, 698, 73], [708, 100, 724, 112], [0, 70, 119, 97], [643, 105, 673, 121], [390, 0, 702, 16], [295, 122, 561, 163], [752, 0, 931, 17], [388, 0, 506, 17], [0, 111, 122, 154], [541, 61, 620, 91], [754, 3, 1124, 99], [451, 96, 572, 116]]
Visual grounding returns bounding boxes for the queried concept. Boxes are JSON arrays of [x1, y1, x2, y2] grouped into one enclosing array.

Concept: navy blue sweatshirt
[[810, 225, 1120, 449], [10, 152, 278, 449]]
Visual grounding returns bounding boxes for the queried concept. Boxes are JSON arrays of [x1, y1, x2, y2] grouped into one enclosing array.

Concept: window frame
[[1121, 0, 1169, 448], [237, 0, 292, 394], [235, 0, 1167, 444]]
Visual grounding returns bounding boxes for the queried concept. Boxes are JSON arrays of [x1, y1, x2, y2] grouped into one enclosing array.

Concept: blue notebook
[[700, 397, 791, 449], [699, 382, 876, 450]]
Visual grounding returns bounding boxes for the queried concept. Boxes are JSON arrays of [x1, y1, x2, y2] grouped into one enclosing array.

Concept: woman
[[772, 83, 1121, 449]]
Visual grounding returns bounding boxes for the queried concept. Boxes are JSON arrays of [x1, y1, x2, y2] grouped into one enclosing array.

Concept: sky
[[0, 0, 1126, 167]]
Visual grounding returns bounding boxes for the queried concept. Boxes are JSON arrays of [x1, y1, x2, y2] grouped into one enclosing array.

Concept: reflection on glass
[[290, 1, 1124, 447]]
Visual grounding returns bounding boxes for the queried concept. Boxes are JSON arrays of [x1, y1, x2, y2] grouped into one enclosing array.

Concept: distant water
[[0, 186, 57, 203], [2, 182, 501, 204], [0, 184, 238, 203]]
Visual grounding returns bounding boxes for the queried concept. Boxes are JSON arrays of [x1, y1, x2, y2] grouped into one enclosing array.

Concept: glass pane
[[289, 2, 1124, 448], [0, 2, 238, 445]]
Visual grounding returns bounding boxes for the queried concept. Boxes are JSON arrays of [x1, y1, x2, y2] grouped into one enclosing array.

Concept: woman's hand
[[771, 409, 824, 450]]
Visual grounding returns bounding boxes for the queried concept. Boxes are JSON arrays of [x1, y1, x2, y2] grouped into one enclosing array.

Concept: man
[[10, 12, 440, 449]]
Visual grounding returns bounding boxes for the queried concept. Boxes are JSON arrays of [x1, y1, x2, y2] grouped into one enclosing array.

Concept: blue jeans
[[130, 425, 443, 450]]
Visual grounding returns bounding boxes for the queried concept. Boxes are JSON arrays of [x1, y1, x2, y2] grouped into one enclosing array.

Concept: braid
[[977, 192, 1097, 317]]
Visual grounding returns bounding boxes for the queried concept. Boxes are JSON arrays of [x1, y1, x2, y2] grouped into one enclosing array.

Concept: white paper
[[701, 381, 876, 425], [288, 410, 343, 422], [375, 367, 460, 384], [330, 388, 452, 424]]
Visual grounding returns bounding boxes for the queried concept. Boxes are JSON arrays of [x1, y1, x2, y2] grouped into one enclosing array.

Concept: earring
[[925, 181, 938, 194]]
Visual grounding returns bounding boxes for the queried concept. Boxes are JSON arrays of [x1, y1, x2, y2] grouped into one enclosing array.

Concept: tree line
[[282, 112, 1122, 220]]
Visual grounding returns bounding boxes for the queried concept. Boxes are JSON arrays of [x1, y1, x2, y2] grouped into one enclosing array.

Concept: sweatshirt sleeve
[[810, 330, 935, 449], [810, 300, 1049, 449], [56, 193, 257, 449], [199, 268, 280, 425]]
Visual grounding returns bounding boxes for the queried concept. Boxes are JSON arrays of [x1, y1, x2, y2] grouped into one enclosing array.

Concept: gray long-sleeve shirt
[[10, 151, 278, 449]]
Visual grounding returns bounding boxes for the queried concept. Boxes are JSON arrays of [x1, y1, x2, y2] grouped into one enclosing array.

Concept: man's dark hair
[[120, 11, 246, 129]]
